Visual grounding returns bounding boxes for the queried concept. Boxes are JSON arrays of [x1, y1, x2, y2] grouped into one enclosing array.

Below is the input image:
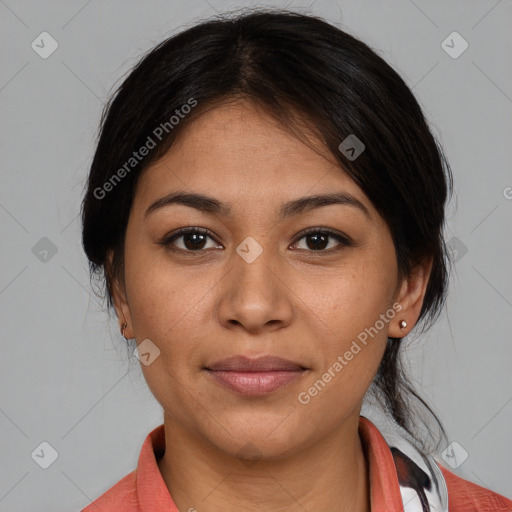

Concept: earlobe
[[107, 249, 134, 339], [121, 321, 129, 340], [389, 258, 433, 338], [389, 312, 409, 338]]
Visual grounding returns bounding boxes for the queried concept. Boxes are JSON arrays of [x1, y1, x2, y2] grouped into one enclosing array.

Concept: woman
[[80, 9, 512, 511]]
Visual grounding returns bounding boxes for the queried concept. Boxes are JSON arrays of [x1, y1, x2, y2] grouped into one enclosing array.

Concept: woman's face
[[112, 100, 417, 460]]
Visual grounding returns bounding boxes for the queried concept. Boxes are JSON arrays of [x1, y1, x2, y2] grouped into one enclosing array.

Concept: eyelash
[[159, 227, 352, 255]]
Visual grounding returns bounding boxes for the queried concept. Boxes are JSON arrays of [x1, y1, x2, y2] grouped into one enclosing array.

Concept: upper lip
[[205, 355, 307, 372]]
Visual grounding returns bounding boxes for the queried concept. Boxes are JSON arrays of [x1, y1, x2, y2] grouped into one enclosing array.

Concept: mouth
[[204, 355, 308, 396]]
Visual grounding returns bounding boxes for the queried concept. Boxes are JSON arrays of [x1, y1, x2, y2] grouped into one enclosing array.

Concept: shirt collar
[[358, 416, 405, 510], [135, 424, 178, 511]]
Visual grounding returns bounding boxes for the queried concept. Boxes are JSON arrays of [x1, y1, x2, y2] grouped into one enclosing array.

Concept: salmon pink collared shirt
[[83, 417, 512, 511]]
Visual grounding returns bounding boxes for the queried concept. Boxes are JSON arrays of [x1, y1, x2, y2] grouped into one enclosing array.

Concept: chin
[[203, 412, 311, 463]]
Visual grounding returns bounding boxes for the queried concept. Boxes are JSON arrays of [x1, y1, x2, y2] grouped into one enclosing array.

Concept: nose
[[216, 242, 294, 334]]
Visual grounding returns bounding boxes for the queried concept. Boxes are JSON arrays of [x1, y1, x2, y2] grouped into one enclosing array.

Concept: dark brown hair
[[81, 9, 452, 454]]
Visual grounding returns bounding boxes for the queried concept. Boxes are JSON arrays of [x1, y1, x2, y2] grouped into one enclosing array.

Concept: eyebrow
[[144, 191, 370, 220]]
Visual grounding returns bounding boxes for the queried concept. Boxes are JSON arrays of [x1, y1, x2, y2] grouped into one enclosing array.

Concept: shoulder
[[81, 470, 139, 511], [440, 465, 512, 511]]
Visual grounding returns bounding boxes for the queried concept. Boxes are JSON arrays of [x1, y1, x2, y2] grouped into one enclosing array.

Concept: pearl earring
[[399, 320, 407, 331]]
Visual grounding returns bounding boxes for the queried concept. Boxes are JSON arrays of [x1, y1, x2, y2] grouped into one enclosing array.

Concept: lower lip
[[205, 370, 305, 396]]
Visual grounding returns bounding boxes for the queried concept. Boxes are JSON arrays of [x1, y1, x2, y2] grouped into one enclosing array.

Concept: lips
[[205, 355, 306, 372], [204, 355, 308, 396]]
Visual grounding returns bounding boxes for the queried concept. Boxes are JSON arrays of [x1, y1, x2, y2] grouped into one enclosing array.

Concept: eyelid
[[159, 227, 220, 248], [291, 226, 352, 247]]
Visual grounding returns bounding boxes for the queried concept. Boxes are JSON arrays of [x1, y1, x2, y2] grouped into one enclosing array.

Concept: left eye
[[292, 229, 351, 252]]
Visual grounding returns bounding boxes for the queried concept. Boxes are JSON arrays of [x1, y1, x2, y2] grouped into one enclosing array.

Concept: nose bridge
[[232, 235, 278, 299], [218, 234, 293, 331]]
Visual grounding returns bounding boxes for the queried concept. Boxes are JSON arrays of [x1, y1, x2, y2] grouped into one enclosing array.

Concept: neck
[[157, 412, 370, 512]]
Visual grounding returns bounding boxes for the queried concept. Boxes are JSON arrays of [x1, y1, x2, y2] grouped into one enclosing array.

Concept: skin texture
[[110, 99, 432, 512]]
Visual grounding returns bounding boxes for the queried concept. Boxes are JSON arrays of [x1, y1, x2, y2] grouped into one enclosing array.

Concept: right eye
[[159, 227, 223, 253]]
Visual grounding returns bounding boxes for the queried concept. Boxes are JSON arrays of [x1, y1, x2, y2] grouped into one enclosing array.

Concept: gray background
[[1, 0, 511, 509]]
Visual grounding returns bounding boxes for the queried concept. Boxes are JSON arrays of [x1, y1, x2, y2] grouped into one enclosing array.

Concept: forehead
[[133, 100, 373, 217], [162, 100, 334, 170]]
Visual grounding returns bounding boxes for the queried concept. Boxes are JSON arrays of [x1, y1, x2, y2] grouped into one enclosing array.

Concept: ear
[[107, 249, 134, 339], [388, 256, 433, 338]]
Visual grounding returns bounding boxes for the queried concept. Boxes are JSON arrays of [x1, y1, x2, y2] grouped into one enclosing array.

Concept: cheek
[[124, 257, 211, 419], [122, 245, 223, 391], [123, 244, 211, 338], [294, 287, 391, 434], [301, 246, 397, 348], [294, 245, 396, 406]]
